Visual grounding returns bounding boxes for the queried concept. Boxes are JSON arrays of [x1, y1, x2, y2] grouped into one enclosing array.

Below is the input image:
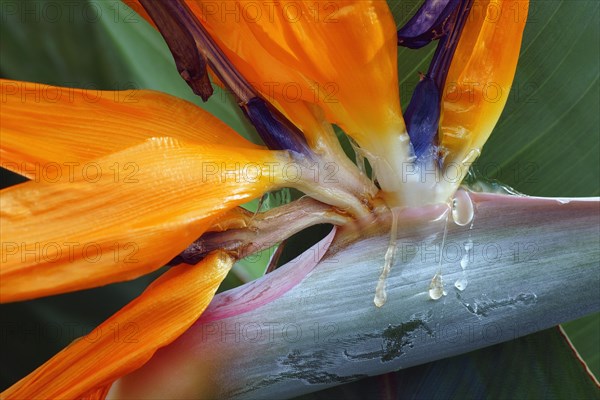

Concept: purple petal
[[405, 0, 474, 158], [405, 75, 441, 158], [397, 0, 460, 49], [428, 0, 474, 89], [241, 98, 313, 155]]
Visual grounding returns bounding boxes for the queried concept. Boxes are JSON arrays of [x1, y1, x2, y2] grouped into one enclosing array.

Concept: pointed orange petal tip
[[0, 137, 288, 302], [0, 79, 261, 179], [1, 251, 234, 400]]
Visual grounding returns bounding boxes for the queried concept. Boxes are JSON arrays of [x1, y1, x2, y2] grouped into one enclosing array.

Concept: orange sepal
[[439, 0, 529, 170], [0, 79, 261, 179], [184, 0, 406, 152], [1, 251, 234, 400], [0, 137, 287, 302]]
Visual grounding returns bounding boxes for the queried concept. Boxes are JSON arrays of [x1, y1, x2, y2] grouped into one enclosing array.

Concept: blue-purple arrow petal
[[405, 74, 440, 158], [241, 98, 313, 155], [405, 0, 474, 160], [397, 0, 461, 49]]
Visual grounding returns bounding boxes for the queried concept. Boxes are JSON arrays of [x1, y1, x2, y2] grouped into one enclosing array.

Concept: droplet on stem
[[452, 189, 474, 226], [454, 278, 468, 291], [374, 208, 399, 308], [429, 271, 446, 300]]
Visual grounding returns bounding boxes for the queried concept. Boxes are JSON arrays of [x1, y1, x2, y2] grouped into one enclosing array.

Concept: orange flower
[[0, 0, 530, 398]]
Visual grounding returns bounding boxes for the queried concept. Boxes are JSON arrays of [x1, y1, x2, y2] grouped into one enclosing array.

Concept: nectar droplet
[[454, 278, 468, 291], [429, 271, 446, 300], [452, 189, 474, 226]]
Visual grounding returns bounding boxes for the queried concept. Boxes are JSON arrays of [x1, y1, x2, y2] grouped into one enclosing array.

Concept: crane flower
[[0, 0, 535, 399]]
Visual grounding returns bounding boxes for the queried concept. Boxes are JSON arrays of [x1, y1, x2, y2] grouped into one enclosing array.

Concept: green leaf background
[[0, 0, 598, 396]]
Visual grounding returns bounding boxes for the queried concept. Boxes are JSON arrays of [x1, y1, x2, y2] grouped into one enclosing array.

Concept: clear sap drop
[[374, 208, 399, 308], [452, 190, 474, 226], [454, 278, 468, 291], [374, 285, 387, 308], [429, 272, 446, 300], [460, 254, 469, 270], [464, 240, 473, 251]]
